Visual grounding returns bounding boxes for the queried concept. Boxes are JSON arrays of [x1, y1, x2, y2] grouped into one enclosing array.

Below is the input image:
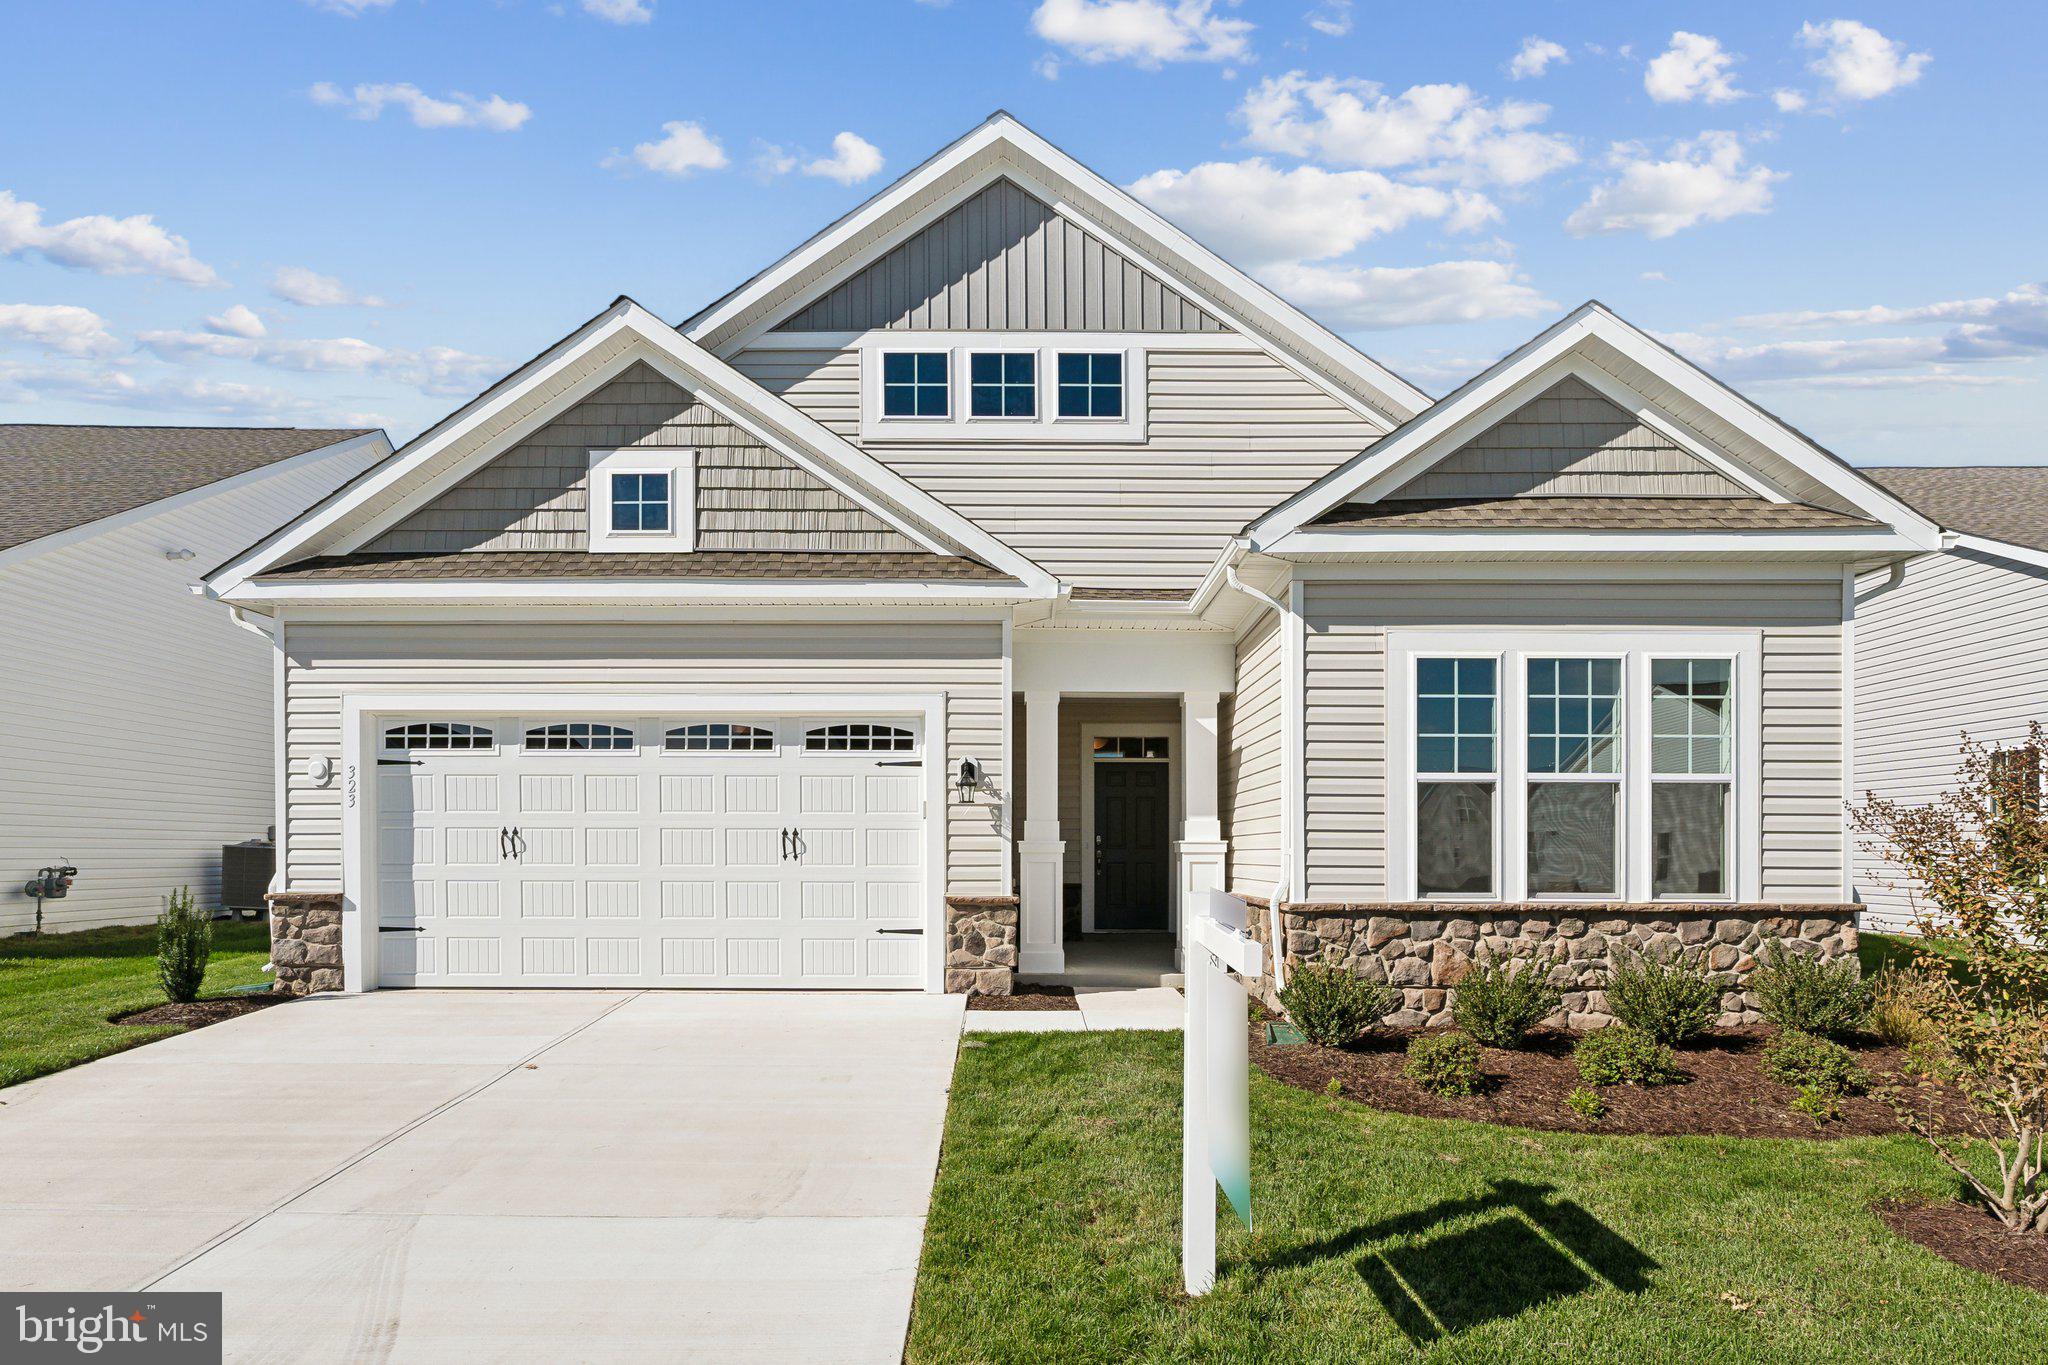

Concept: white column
[[1018, 690, 1066, 976], [1176, 690, 1228, 954]]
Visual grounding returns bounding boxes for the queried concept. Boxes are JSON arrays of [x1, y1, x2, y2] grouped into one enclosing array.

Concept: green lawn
[[0, 921, 273, 1088], [910, 1033, 2041, 1364], [1860, 930, 1972, 978]]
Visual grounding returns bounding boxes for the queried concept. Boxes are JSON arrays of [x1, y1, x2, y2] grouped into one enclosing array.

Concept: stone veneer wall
[[945, 895, 1019, 996], [1243, 900, 1858, 1030], [267, 891, 344, 996]]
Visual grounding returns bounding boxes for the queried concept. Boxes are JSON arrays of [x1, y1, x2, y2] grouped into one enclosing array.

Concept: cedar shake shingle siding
[[1311, 497, 1878, 532]]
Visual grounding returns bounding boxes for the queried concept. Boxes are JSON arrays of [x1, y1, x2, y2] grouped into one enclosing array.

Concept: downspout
[[1224, 562, 1292, 993]]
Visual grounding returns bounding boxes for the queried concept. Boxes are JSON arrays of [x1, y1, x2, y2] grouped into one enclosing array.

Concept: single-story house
[[206, 113, 1941, 1022], [2, 424, 391, 934], [1850, 466, 2048, 931]]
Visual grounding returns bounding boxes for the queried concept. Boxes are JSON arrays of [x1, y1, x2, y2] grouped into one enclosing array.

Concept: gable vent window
[[384, 721, 494, 752], [805, 722, 916, 753], [969, 352, 1036, 418], [525, 722, 635, 752], [666, 722, 775, 753], [881, 352, 949, 417], [609, 472, 671, 533], [1057, 352, 1124, 418]]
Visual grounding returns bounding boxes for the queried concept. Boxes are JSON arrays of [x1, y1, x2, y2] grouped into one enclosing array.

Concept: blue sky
[[2, 0, 2041, 464]]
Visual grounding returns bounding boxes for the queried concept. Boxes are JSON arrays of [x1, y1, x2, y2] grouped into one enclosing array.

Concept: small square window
[[970, 353, 1036, 417], [1057, 352, 1123, 418], [882, 352, 949, 417], [609, 471, 670, 533]]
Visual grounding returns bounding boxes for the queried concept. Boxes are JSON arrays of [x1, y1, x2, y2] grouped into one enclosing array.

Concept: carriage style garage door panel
[[374, 715, 928, 988]]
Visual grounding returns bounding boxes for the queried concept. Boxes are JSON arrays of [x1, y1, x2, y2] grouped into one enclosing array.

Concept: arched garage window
[[666, 722, 774, 752], [804, 722, 915, 753], [383, 721, 494, 752], [524, 722, 635, 752]]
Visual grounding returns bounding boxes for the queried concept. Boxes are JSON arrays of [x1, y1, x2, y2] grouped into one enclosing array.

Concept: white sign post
[[1182, 890, 1263, 1296]]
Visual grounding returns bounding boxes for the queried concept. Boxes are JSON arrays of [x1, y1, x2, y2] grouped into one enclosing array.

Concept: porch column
[[1177, 690, 1227, 945], [1018, 690, 1066, 976]]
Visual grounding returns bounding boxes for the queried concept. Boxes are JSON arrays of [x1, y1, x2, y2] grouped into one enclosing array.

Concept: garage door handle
[[875, 927, 923, 935]]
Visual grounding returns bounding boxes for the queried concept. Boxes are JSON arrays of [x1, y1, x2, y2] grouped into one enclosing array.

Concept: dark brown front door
[[1095, 762, 1170, 931]]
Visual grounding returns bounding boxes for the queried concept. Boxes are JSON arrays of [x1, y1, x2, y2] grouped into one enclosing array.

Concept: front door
[[1094, 762, 1170, 931]]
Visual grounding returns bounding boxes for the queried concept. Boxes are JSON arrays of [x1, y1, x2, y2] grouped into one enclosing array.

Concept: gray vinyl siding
[[1226, 609, 1284, 897], [1399, 376, 1743, 500], [366, 361, 918, 555], [1852, 547, 2048, 929], [1301, 578, 1845, 904], [776, 178, 1222, 334], [279, 621, 1007, 894], [733, 344, 1382, 587]]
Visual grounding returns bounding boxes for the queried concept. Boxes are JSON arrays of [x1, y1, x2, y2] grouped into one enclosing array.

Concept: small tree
[[156, 887, 212, 1004], [1852, 724, 2048, 1237]]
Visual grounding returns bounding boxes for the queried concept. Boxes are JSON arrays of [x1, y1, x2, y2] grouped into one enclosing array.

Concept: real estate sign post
[[1183, 890, 1263, 1297]]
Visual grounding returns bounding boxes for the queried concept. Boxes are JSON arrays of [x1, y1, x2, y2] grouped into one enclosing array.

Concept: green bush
[[1865, 967, 1938, 1049], [1603, 948, 1720, 1045], [1566, 1086, 1608, 1121], [1574, 1026, 1682, 1087], [1760, 1029, 1869, 1097], [1751, 940, 1871, 1039], [1403, 1031, 1486, 1097], [1449, 952, 1563, 1049], [155, 887, 212, 1004], [1790, 1086, 1844, 1126], [1278, 962, 1397, 1048]]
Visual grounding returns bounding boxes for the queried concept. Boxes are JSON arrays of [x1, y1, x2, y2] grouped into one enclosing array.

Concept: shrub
[[1751, 939, 1871, 1039], [1761, 1029, 1869, 1096], [1403, 1032, 1486, 1097], [1790, 1086, 1844, 1126], [1450, 952, 1563, 1049], [1574, 1026, 1682, 1087], [1322, 1077, 1344, 1099], [1603, 948, 1720, 1045], [1866, 967, 1939, 1050], [155, 887, 212, 1004], [1566, 1086, 1607, 1121], [1278, 962, 1397, 1048]]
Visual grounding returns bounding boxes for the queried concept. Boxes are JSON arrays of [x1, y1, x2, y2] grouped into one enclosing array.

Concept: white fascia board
[[1951, 534, 2048, 574], [220, 577, 1042, 606], [1264, 528, 1928, 558]]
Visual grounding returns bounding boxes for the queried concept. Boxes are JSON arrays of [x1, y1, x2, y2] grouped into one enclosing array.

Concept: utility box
[[221, 839, 275, 919]]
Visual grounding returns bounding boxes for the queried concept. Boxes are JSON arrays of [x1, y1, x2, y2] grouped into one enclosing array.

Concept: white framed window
[[1390, 631, 1761, 903], [1057, 351, 1125, 419], [383, 721, 494, 753], [858, 334, 1146, 442], [587, 448, 695, 553], [804, 722, 917, 753], [524, 722, 635, 752], [880, 351, 950, 418], [968, 351, 1037, 419], [666, 722, 775, 753]]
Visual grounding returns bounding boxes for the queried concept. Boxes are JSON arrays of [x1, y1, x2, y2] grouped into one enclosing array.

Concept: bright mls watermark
[[5, 1294, 220, 1362]]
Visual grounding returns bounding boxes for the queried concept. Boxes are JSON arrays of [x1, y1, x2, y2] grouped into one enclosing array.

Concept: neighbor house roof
[[1862, 466, 2048, 555], [0, 424, 374, 552], [258, 549, 1017, 583], [1311, 497, 1880, 532]]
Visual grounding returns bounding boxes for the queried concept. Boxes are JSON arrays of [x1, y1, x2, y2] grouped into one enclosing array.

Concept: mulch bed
[[112, 994, 289, 1029], [1877, 1198, 2048, 1293], [1253, 1023, 1971, 1140], [967, 985, 1081, 1012]]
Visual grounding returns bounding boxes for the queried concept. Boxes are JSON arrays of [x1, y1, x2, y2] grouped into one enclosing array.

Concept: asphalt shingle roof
[[1310, 496, 1879, 532], [1863, 467, 2048, 555], [260, 549, 1018, 582]]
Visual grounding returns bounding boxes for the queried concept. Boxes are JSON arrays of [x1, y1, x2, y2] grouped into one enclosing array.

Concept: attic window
[[588, 448, 695, 553], [860, 337, 1146, 443], [609, 472, 670, 533], [881, 352, 949, 417]]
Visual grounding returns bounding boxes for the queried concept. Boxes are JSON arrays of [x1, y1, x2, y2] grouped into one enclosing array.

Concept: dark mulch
[[112, 994, 289, 1029], [967, 985, 1081, 1012], [1253, 1023, 1971, 1140], [1878, 1198, 2048, 1293]]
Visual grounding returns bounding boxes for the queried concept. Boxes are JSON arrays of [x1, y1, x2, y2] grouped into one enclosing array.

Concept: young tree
[[1851, 725, 2048, 1237]]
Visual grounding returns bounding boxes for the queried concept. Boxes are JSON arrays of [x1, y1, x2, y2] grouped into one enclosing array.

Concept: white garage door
[[373, 714, 929, 988]]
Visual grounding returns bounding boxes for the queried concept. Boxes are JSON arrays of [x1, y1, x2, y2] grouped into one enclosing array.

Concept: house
[[204, 113, 1940, 1020], [2, 424, 392, 934], [1850, 467, 2048, 932]]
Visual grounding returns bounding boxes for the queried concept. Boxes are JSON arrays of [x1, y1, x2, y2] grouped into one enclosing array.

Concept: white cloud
[[309, 82, 531, 132], [751, 143, 799, 179], [1506, 37, 1567, 80], [1564, 132, 1782, 239], [1772, 89, 1809, 113], [0, 190, 220, 286], [1799, 20, 1929, 101], [1128, 159, 1462, 266], [0, 359, 383, 425], [139, 328, 501, 397], [582, 0, 652, 22], [1644, 31, 1743, 104], [803, 132, 885, 185], [204, 304, 267, 339], [1445, 190, 1502, 234], [1238, 72, 1576, 188], [1030, 0, 1252, 69], [304, 0, 396, 14], [1034, 54, 1062, 80], [1305, 1, 1351, 38], [1640, 270, 1670, 284], [270, 266, 386, 308], [0, 303, 121, 357], [1258, 259, 1554, 329], [1737, 283, 2048, 334], [604, 120, 729, 178]]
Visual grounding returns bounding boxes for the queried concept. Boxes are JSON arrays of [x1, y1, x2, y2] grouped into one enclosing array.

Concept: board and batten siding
[[365, 361, 918, 556], [733, 344, 1383, 588], [1300, 578, 1847, 904], [279, 621, 1008, 895], [1852, 547, 2048, 930], [1225, 608, 1285, 898], [0, 445, 387, 933]]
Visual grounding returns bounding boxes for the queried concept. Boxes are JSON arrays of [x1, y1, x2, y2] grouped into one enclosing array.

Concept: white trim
[[271, 611, 289, 896], [858, 340, 1148, 443], [1283, 578, 1307, 903], [1840, 564, 1857, 904], [1264, 529, 1928, 559], [269, 603, 1018, 624], [1952, 533, 2048, 574], [224, 578, 1040, 605], [750, 329, 1259, 353], [1078, 721, 1181, 935], [1284, 560, 1861, 583], [586, 448, 697, 554]]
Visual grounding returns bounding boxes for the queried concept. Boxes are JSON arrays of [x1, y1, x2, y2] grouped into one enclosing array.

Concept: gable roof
[[1863, 466, 2048, 555], [206, 299, 1058, 600], [681, 111, 1428, 428], [1246, 302, 1944, 553], [1, 424, 378, 553]]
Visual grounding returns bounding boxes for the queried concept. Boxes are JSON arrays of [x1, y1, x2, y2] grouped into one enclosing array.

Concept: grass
[[0, 921, 272, 1088], [1860, 930, 1972, 979], [909, 1033, 2043, 1363]]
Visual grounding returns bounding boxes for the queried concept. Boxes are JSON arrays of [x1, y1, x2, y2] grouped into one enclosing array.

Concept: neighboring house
[[2, 424, 392, 934], [1850, 467, 2048, 931], [206, 113, 1940, 1019]]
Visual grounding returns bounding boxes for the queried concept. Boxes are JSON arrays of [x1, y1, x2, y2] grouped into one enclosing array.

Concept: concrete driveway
[[0, 989, 965, 1362]]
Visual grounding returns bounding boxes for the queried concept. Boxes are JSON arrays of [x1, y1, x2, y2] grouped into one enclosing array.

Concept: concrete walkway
[[962, 985, 1185, 1032], [0, 990, 964, 1363]]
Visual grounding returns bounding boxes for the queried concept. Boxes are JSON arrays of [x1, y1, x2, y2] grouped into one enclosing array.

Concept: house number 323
[[346, 765, 357, 809]]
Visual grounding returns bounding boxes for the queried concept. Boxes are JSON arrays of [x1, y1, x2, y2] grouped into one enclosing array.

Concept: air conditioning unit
[[221, 839, 275, 920]]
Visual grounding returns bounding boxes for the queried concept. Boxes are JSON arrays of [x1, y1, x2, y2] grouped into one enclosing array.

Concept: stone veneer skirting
[[1242, 899, 1859, 1030], [945, 895, 1019, 996], [267, 891, 344, 996]]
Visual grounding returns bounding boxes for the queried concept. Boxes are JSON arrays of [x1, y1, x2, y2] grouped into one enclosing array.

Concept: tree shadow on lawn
[[1264, 1179, 1658, 1346]]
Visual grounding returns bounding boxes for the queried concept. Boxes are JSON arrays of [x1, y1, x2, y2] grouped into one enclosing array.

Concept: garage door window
[[383, 721, 494, 752], [524, 722, 635, 752], [666, 722, 774, 752], [804, 722, 915, 753]]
